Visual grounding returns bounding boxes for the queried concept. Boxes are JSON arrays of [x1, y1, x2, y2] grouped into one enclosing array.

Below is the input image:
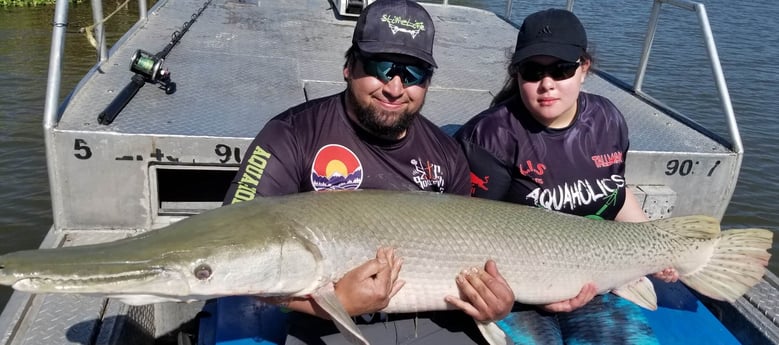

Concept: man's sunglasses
[[516, 60, 581, 82], [361, 58, 433, 87]]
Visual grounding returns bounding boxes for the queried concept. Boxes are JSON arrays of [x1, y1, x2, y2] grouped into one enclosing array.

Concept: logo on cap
[[538, 25, 552, 35], [353, 0, 437, 67], [381, 14, 426, 39]]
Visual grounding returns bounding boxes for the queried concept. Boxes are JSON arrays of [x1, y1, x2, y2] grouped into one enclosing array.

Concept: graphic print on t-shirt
[[410, 158, 446, 192], [525, 174, 626, 214], [311, 144, 363, 191]]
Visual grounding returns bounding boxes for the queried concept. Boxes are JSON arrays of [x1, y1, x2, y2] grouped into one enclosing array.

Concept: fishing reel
[[130, 49, 176, 94], [98, 0, 210, 126], [97, 49, 178, 125]]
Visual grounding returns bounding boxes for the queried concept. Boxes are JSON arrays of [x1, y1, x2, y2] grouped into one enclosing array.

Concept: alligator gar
[[0, 190, 772, 345]]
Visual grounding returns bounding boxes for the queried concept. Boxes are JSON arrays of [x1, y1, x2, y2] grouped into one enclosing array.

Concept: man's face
[[344, 54, 431, 139]]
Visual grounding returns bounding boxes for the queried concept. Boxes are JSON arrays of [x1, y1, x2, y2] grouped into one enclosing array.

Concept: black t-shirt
[[455, 93, 630, 220], [224, 92, 471, 204]]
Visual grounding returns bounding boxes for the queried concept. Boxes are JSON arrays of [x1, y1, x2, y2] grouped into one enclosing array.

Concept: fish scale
[[250, 190, 732, 308]]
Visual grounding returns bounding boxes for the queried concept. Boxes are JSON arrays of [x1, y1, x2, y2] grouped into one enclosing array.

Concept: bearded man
[[223, 1, 536, 344]]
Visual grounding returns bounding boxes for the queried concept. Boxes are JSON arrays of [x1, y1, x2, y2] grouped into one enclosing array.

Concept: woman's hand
[[653, 267, 679, 283]]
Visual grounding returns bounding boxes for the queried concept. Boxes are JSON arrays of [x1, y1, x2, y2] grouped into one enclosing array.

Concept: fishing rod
[[97, 0, 213, 125]]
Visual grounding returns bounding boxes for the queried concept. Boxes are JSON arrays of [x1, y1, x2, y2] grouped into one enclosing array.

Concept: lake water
[[0, 0, 777, 309]]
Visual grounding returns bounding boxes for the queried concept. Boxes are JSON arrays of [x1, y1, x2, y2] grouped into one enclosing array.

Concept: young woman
[[455, 8, 677, 344]]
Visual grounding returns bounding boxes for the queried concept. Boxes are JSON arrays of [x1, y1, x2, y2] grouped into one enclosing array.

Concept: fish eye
[[194, 264, 212, 280]]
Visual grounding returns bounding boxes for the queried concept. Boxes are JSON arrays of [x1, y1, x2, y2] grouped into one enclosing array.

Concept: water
[[0, 0, 776, 310], [0, 2, 146, 307]]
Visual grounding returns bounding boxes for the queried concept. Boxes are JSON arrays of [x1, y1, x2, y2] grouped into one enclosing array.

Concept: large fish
[[0, 190, 772, 345]]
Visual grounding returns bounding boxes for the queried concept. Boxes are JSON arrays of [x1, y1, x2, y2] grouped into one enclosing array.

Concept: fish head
[[0, 201, 322, 305]]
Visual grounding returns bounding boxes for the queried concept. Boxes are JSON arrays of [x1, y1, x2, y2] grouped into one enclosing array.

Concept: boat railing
[[90, 0, 148, 60], [43, 0, 150, 228], [636, 0, 742, 156], [630, 0, 743, 211], [43, 0, 741, 149], [43, 0, 71, 226]]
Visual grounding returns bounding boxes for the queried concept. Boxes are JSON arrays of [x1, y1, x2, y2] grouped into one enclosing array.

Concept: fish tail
[[680, 224, 773, 302]]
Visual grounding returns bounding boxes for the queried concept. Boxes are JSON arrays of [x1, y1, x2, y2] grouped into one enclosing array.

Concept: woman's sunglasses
[[517, 60, 581, 82], [361, 58, 433, 87]]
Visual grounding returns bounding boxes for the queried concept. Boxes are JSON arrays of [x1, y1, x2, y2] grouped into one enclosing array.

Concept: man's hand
[[541, 283, 597, 313], [332, 247, 405, 316], [444, 260, 515, 322]]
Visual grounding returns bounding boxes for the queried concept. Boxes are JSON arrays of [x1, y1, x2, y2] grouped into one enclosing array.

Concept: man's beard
[[346, 85, 418, 139]]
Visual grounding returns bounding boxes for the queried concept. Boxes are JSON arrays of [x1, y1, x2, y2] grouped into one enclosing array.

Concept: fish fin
[[311, 284, 369, 345], [649, 215, 721, 239], [680, 227, 772, 302], [476, 321, 509, 345], [612, 276, 657, 310]]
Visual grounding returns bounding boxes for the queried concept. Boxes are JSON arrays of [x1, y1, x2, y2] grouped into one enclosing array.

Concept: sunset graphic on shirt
[[310, 144, 363, 190]]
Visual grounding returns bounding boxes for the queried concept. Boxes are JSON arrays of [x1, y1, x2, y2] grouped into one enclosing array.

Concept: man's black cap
[[352, 0, 437, 67]]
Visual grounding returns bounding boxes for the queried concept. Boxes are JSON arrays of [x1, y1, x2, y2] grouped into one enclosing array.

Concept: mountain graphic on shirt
[[312, 168, 363, 190], [310, 144, 363, 191]]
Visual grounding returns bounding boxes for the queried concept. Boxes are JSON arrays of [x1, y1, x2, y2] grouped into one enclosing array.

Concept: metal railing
[[42, 0, 150, 230], [636, 0, 742, 155], [42, 0, 71, 230], [43, 0, 149, 130]]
